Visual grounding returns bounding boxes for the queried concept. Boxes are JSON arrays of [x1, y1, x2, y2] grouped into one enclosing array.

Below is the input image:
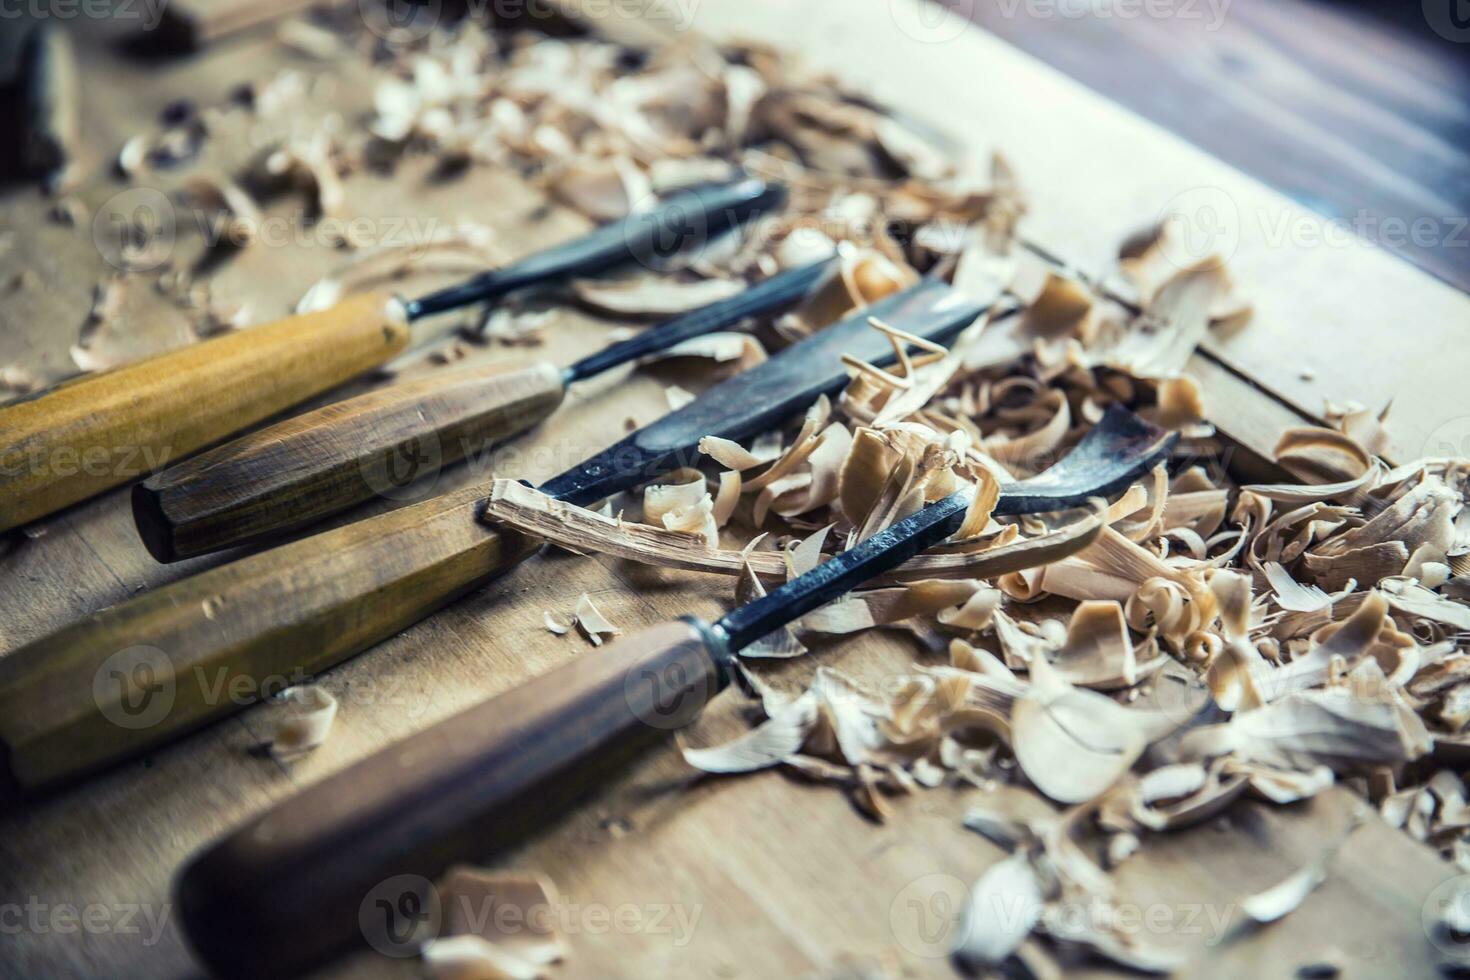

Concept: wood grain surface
[[0, 5, 1462, 980], [942, 0, 1470, 294]]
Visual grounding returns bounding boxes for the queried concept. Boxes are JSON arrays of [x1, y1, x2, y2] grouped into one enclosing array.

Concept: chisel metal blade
[[537, 278, 996, 506], [714, 405, 1178, 651]]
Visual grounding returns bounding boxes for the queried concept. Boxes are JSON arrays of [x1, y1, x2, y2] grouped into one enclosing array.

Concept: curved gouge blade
[[717, 405, 1177, 649], [133, 257, 837, 562], [169, 414, 1174, 980], [0, 278, 989, 800]]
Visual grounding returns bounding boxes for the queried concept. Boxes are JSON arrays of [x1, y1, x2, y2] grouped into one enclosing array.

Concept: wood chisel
[[0, 277, 994, 799], [132, 257, 838, 561]]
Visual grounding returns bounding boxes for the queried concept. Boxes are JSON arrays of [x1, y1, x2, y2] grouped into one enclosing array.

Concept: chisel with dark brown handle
[[173, 407, 1175, 980], [131, 257, 837, 562], [0, 178, 784, 533], [0, 278, 993, 801]]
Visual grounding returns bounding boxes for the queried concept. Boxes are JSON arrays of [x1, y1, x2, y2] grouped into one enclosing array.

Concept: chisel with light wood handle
[[171, 407, 1174, 980], [0, 280, 991, 801], [131, 257, 836, 562], [0, 178, 784, 533]]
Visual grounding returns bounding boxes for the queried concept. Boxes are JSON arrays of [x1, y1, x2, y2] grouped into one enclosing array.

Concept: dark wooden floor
[[943, 0, 1470, 292]]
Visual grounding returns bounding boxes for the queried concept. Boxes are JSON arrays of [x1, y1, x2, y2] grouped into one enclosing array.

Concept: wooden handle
[[134, 361, 567, 561], [0, 292, 409, 533], [0, 485, 537, 800], [175, 620, 724, 980]]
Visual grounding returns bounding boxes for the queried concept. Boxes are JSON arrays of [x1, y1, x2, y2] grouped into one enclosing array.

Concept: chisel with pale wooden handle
[[0, 178, 784, 533], [0, 279, 992, 801], [172, 407, 1174, 980], [131, 257, 837, 562]]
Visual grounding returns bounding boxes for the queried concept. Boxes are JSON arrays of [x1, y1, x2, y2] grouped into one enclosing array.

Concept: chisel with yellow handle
[[131, 256, 836, 562], [0, 178, 785, 533], [170, 407, 1173, 980], [0, 278, 993, 802]]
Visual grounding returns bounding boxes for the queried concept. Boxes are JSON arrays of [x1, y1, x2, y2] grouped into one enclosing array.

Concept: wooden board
[[0, 6, 1462, 979], [942, 0, 1470, 295]]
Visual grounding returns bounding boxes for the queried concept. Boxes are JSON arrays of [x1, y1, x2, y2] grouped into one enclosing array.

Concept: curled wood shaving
[[179, 171, 264, 250], [1011, 655, 1150, 804], [259, 132, 346, 222], [436, 867, 564, 967], [572, 276, 747, 317], [574, 593, 621, 647], [266, 685, 338, 757], [951, 853, 1044, 967]]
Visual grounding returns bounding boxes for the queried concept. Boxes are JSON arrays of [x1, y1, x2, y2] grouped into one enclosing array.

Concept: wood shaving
[[179, 171, 264, 251], [572, 277, 747, 317], [266, 685, 338, 757], [1, 364, 44, 398], [422, 935, 548, 980], [951, 852, 1044, 967], [573, 593, 622, 647], [436, 867, 564, 968]]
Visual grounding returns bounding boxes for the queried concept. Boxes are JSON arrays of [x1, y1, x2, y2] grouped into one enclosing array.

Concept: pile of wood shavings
[[486, 245, 1470, 969], [9, 14, 1466, 970], [7, 15, 1026, 397], [303, 15, 1467, 973]]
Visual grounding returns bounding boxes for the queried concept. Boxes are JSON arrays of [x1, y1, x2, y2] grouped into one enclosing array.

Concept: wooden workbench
[[1, 2, 1466, 977]]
